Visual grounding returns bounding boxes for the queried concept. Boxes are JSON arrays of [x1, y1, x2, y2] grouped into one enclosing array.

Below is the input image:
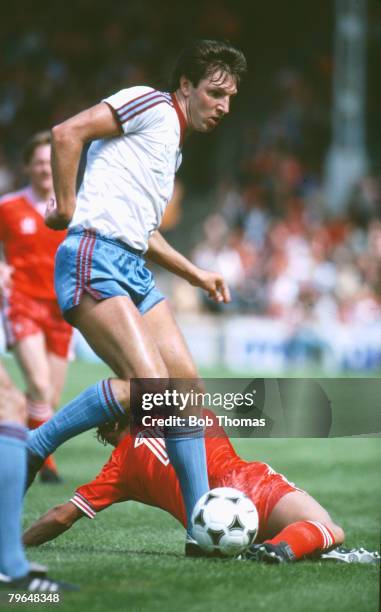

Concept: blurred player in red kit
[[25, 410, 379, 564], [0, 132, 73, 482]]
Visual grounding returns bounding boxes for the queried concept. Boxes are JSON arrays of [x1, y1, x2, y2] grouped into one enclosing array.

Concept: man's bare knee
[[328, 523, 345, 545]]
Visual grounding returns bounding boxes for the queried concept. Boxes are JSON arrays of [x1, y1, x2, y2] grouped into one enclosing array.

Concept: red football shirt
[[0, 187, 66, 299], [73, 411, 297, 532]]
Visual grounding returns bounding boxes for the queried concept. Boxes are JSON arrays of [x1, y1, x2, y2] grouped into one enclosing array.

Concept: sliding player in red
[[22, 411, 379, 563]]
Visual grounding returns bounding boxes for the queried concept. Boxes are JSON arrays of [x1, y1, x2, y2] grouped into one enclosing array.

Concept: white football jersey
[[70, 86, 186, 252]]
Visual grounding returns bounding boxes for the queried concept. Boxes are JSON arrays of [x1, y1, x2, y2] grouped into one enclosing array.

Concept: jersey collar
[[23, 186, 50, 217], [171, 93, 187, 146]]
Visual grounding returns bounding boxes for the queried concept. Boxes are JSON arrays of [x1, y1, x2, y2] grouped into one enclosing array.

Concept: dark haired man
[[0, 132, 73, 483], [27, 40, 247, 541]]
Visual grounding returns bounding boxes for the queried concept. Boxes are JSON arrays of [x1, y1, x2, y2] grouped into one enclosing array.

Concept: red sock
[[40, 454, 58, 472], [265, 521, 336, 559], [27, 400, 58, 473]]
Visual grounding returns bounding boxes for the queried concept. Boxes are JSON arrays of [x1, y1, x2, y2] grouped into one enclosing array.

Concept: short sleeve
[[103, 86, 172, 135], [71, 450, 129, 517]]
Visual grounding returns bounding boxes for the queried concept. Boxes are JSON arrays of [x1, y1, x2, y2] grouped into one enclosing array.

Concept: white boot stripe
[[40, 580, 49, 591], [29, 578, 40, 591], [316, 523, 333, 548]]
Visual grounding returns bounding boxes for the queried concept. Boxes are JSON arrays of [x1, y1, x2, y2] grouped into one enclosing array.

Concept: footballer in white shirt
[[27, 40, 247, 542]]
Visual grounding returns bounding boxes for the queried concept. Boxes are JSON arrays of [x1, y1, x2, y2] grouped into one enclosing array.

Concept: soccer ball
[[191, 487, 258, 556]]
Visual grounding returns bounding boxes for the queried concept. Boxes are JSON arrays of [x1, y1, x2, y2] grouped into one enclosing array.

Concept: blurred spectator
[[190, 166, 381, 355], [348, 174, 381, 228]]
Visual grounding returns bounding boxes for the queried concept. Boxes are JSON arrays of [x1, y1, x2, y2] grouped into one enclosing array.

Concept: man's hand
[[191, 269, 231, 304], [146, 231, 231, 303], [0, 262, 13, 295], [45, 198, 73, 230]]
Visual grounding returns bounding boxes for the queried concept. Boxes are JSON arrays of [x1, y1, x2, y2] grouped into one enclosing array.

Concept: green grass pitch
[[4, 359, 380, 612]]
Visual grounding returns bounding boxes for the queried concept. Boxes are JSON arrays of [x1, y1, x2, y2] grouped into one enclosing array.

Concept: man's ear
[[179, 76, 192, 98]]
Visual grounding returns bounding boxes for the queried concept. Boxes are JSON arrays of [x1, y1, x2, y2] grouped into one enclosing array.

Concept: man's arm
[[23, 503, 83, 547], [46, 102, 121, 230], [147, 230, 231, 303]]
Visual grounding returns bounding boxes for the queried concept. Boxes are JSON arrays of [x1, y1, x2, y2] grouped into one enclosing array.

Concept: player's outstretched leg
[[245, 490, 344, 563], [26, 378, 125, 488]]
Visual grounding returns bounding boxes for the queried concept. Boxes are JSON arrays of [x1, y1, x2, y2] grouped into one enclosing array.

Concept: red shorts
[[214, 460, 301, 539], [2, 289, 73, 358]]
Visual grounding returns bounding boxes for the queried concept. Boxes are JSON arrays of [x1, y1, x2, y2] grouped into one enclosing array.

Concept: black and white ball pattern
[[191, 487, 259, 556]]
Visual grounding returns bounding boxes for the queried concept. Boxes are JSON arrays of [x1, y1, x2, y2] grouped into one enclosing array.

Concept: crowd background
[[1, 0, 380, 372]]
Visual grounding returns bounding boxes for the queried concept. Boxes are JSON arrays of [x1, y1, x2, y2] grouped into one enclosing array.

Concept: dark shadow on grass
[[38, 542, 185, 558], [36, 543, 236, 562]]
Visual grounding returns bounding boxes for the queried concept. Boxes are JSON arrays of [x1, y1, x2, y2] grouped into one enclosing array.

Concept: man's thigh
[[264, 490, 336, 539], [69, 293, 167, 380]]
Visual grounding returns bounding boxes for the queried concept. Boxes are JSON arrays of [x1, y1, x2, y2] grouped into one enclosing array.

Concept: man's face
[[182, 70, 238, 133], [25, 143, 53, 195]]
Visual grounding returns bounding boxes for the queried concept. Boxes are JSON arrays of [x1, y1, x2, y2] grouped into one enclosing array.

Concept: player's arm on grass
[[46, 102, 121, 230], [147, 230, 231, 303], [24, 454, 127, 547], [23, 502, 83, 547]]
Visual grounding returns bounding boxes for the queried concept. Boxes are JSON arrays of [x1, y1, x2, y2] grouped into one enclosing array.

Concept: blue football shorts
[[55, 228, 164, 320]]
